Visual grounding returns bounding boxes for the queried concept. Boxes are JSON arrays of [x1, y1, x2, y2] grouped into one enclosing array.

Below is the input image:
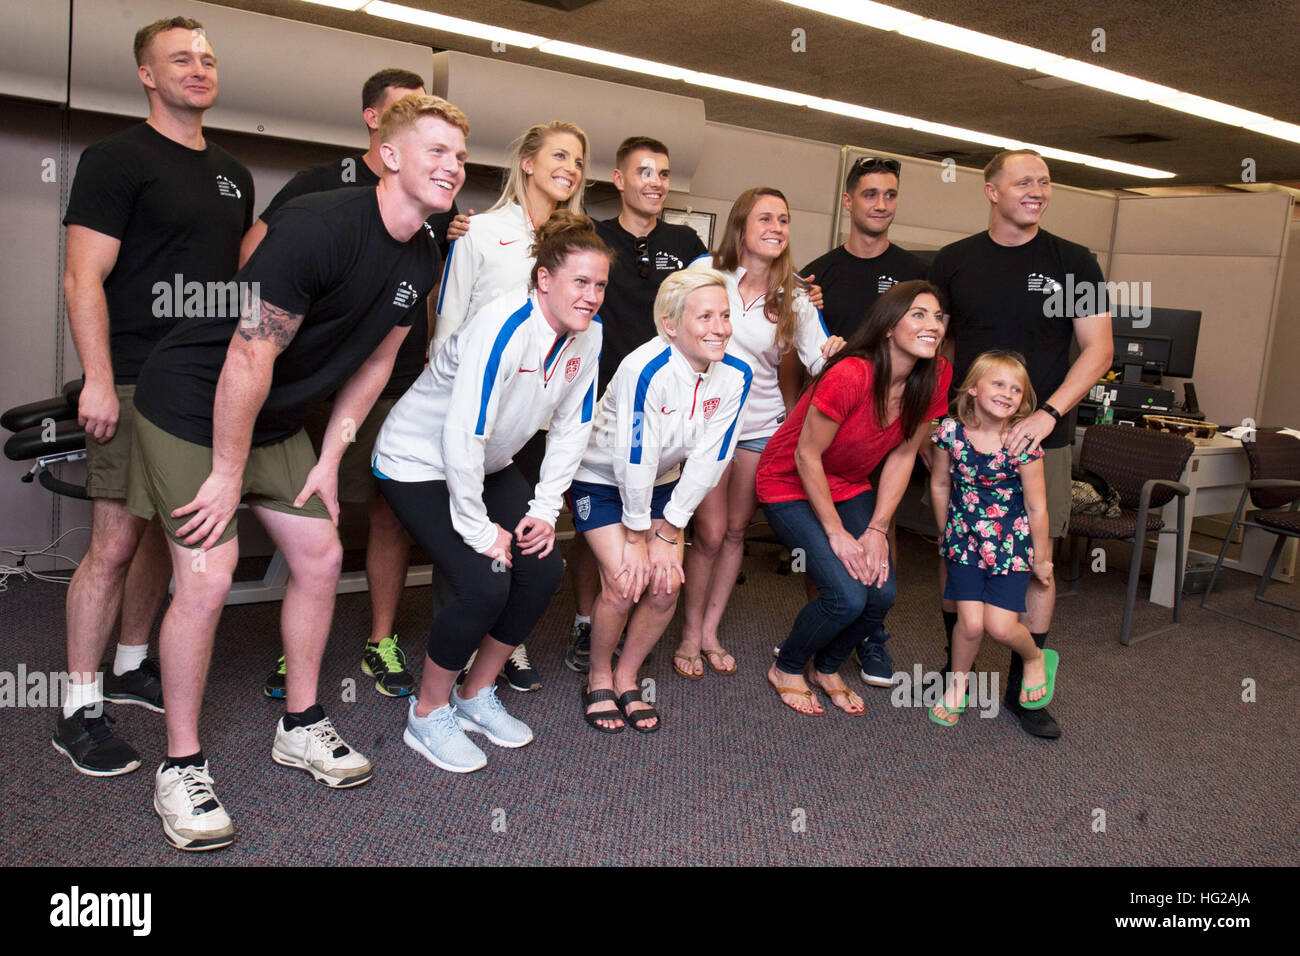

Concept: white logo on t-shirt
[[391, 280, 419, 308], [654, 252, 684, 271], [422, 221, 438, 241], [215, 174, 241, 199], [876, 274, 898, 293], [1027, 272, 1062, 294]]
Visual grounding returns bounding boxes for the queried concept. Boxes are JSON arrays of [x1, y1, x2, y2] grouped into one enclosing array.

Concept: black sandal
[[616, 689, 661, 734], [582, 686, 624, 734]]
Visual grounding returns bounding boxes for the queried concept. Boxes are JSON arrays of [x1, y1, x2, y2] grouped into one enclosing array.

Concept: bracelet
[[865, 527, 888, 538], [1041, 403, 1062, 422], [654, 530, 679, 545]]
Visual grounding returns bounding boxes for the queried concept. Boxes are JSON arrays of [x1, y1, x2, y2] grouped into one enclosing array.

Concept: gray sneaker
[[453, 683, 534, 748], [403, 696, 486, 773]]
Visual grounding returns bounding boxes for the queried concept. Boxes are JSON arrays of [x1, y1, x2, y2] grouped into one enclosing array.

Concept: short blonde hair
[[377, 93, 469, 144], [653, 269, 727, 341], [955, 350, 1037, 433]]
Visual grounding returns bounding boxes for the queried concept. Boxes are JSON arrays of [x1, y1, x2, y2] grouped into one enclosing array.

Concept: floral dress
[[931, 417, 1042, 574]]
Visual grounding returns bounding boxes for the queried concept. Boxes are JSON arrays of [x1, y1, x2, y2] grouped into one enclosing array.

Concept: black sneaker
[[856, 631, 896, 687], [565, 622, 591, 673], [1006, 702, 1062, 739], [502, 644, 541, 692], [103, 657, 165, 713], [263, 655, 286, 700], [52, 707, 142, 776], [361, 635, 416, 697]]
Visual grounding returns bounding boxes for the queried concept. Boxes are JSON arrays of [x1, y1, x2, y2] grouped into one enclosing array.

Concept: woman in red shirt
[[755, 279, 950, 714]]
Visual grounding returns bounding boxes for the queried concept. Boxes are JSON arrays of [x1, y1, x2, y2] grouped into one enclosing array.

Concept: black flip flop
[[616, 689, 661, 734], [582, 686, 624, 734]]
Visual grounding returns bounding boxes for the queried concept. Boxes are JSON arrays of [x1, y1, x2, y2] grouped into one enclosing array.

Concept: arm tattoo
[[238, 298, 303, 352]]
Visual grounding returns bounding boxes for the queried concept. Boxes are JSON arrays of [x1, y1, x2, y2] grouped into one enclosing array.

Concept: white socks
[[63, 678, 102, 719], [573, 614, 591, 627], [113, 642, 149, 676]]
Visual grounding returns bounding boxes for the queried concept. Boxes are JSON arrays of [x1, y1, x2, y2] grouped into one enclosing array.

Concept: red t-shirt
[[755, 356, 951, 504]]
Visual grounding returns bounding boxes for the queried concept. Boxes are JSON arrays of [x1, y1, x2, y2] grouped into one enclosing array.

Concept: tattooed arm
[[172, 299, 304, 549]]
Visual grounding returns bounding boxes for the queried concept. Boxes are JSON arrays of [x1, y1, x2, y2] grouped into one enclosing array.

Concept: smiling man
[[125, 94, 469, 850], [929, 148, 1113, 740], [55, 16, 253, 778]]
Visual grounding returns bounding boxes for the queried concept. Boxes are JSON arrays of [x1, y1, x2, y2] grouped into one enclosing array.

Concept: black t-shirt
[[800, 243, 928, 340], [62, 123, 254, 385], [929, 228, 1105, 448], [594, 217, 708, 390], [135, 187, 440, 447], [259, 153, 458, 398]]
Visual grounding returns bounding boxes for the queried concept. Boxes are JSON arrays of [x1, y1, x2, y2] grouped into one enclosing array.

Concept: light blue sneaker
[[403, 696, 486, 773], [452, 684, 534, 748]]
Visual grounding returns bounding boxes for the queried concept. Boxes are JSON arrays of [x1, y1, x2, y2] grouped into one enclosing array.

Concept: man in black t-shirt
[[54, 16, 254, 783], [560, 137, 707, 673], [802, 156, 928, 341], [126, 95, 469, 851], [241, 69, 460, 701], [929, 149, 1113, 740]]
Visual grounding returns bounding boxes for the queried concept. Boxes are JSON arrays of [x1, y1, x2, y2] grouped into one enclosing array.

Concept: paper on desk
[[1222, 425, 1300, 440]]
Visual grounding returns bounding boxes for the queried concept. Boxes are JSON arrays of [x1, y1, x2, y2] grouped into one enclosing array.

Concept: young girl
[[928, 351, 1058, 726]]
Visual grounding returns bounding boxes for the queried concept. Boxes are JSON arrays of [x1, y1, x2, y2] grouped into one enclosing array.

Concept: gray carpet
[[1, 529, 1297, 866]]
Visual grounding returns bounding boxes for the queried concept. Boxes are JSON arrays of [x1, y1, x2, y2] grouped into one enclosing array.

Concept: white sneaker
[[453, 683, 534, 748], [154, 761, 234, 852], [272, 712, 373, 788], [403, 696, 487, 773]]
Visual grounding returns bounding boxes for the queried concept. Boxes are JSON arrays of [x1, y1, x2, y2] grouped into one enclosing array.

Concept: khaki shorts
[[84, 384, 138, 499], [127, 411, 330, 547], [302, 396, 396, 504], [1043, 444, 1072, 538]]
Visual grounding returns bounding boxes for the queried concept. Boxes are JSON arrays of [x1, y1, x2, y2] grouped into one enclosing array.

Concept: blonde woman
[[432, 120, 589, 691]]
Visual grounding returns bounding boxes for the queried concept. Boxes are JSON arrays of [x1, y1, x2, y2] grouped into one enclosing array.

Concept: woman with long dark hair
[[677, 187, 843, 679], [755, 279, 951, 714]]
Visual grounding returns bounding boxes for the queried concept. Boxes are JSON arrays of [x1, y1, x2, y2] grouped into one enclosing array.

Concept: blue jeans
[[762, 488, 897, 676]]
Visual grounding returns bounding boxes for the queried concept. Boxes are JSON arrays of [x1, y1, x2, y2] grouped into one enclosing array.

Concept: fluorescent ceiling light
[[538, 41, 689, 81], [1149, 92, 1272, 128], [777, 0, 1294, 140], [364, 1, 545, 48], [328, 0, 1175, 179], [774, 0, 923, 31], [682, 71, 810, 107], [298, 0, 368, 10], [898, 20, 1064, 72], [1246, 120, 1300, 144]]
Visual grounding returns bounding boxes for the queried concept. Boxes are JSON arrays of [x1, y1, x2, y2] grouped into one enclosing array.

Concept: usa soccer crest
[[703, 397, 721, 420], [575, 496, 592, 521], [565, 357, 581, 382]]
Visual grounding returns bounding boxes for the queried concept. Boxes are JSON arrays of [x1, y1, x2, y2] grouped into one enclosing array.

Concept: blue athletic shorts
[[943, 560, 1031, 613], [567, 478, 678, 533]]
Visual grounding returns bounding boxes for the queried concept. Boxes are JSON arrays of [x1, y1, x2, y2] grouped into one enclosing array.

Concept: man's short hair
[[377, 93, 469, 143], [616, 136, 670, 168], [362, 68, 426, 111], [845, 155, 901, 193], [983, 149, 1043, 182], [133, 16, 205, 65]]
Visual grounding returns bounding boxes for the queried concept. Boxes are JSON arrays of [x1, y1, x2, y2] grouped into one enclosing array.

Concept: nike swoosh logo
[[518, 366, 538, 373], [660, 406, 677, 415], [499, 240, 519, 246]]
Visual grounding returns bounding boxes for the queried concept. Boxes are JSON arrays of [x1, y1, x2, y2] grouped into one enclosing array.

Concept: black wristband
[[1041, 403, 1062, 422]]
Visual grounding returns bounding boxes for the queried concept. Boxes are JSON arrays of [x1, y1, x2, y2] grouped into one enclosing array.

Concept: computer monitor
[[1111, 307, 1201, 380]]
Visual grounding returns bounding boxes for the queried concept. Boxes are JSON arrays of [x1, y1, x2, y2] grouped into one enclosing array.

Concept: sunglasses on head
[[634, 234, 651, 279], [852, 156, 901, 176]]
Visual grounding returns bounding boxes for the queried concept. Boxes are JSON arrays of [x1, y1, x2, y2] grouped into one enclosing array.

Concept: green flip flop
[[928, 693, 969, 727], [1020, 648, 1059, 711]]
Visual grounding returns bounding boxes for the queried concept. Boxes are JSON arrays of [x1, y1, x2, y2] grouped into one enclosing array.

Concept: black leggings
[[380, 465, 563, 670]]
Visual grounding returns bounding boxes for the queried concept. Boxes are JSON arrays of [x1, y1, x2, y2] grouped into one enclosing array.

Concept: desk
[[1147, 433, 1295, 607]]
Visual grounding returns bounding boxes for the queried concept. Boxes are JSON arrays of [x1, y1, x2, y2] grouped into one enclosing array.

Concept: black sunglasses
[[852, 156, 901, 176], [634, 234, 651, 279]]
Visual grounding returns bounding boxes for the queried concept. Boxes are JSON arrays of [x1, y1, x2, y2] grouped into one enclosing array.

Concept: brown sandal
[[769, 679, 823, 716], [807, 673, 866, 715], [703, 647, 738, 676], [672, 650, 703, 680]]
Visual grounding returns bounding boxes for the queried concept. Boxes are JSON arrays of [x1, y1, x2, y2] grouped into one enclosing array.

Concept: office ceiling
[[205, 0, 1300, 192]]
